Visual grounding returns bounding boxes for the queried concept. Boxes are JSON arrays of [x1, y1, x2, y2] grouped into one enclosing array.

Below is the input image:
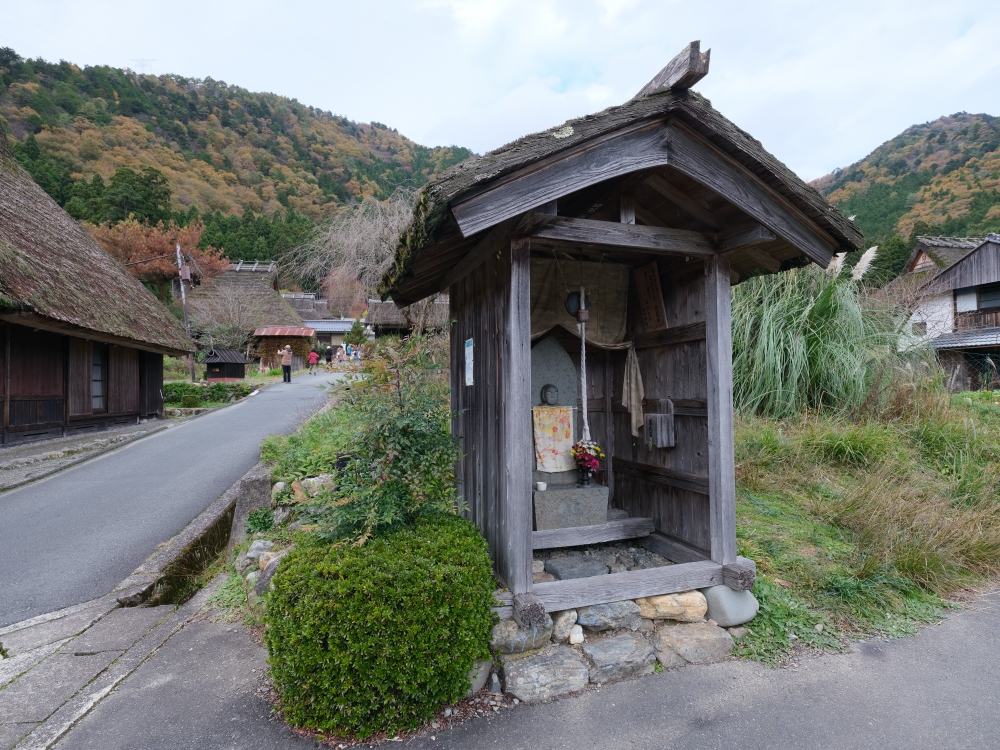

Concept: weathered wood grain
[[439, 217, 518, 293], [633, 321, 706, 350], [531, 216, 714, 256], [645, 173, 722, 229], [633, 41, 711, 99], [531, 517, 655, 550], [665, 124, 835, 267], [505, 238, 533, 595], [532, 560, 724, 611], [451, 121, 671, 237], [704, 254, 738, 565], [722, 557, 756, 591], [513, 592, 548, 626], [716, 223, 776, 251], [614, 457, 709, 495], [640, 530, 709, 564]]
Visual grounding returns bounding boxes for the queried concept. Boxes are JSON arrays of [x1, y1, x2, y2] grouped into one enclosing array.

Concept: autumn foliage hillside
[[0, 47, 472, 223]]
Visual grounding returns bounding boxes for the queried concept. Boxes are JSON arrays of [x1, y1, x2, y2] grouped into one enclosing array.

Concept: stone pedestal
[[533, 486, 609, 530]]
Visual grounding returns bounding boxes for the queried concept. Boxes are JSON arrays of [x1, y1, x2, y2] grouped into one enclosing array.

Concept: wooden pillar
[[704, 254, 737, 565], [504, 237, 533, 595], [2, 324, 8, 444], [604, 349, 614, 504]]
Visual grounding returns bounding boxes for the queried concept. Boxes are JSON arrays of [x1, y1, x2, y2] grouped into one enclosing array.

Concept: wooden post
[[2, 324, 9, 445], [704, 254, 737, 565], [604, 349, 614, 504], [504, 237, 533, 595]]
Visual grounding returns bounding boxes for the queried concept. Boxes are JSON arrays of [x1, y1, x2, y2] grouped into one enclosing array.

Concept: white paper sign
[[464, 338, 474, 386]]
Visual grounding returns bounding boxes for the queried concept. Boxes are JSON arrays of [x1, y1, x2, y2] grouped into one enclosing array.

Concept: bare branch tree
[[288, 188, 442, 332], [187, 284, 262, 351]]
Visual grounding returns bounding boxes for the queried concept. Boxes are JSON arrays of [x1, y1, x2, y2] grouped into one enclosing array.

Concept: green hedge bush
[[264, 512, 496, 738], [163, 381, 253, 405]]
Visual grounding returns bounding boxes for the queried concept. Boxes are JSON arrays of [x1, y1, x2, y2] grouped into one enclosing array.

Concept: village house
[[381, 42, 861, 619], [0, 129, 193, 445], [904, 234, 1000, 389]]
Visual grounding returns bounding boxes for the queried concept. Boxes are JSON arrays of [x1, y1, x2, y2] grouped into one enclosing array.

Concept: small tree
[[342, 318, 368, 348]]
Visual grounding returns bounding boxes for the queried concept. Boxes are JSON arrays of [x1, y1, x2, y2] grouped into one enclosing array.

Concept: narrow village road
[[0, 373, 339, 627]]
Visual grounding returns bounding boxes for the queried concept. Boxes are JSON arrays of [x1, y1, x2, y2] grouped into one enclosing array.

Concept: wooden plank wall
[[610, 265, 712, 555], [139, 351, 164, 417], [68, 337, 92, 417], [8, 326, 64, 428], [109, 346, 140, 414], [450, 238, 532, 594]]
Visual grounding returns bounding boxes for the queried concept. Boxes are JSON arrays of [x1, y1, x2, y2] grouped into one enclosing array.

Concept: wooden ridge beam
[[613, 458, 710, 494], [531, 560, 724, 612], [531, 216, 714, 256], [633, 41, 711, 100], [531, 518, 655, 550]]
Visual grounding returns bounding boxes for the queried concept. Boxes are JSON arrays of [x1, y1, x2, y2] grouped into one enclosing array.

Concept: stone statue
[[540, 383, 559, 405]]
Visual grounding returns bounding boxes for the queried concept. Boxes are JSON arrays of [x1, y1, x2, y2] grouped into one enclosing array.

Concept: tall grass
[[731, 264, 923, 418]]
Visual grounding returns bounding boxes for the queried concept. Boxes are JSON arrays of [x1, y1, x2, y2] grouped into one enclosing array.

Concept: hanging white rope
[[579, 285, 591, 442]]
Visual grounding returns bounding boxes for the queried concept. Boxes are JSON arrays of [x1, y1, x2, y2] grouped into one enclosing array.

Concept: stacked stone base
[[492, 587, 758, 703]]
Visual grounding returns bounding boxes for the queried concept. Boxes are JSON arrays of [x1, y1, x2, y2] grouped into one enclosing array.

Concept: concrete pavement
[[0, 372, 338, 628], [21, 587, 998, 750]]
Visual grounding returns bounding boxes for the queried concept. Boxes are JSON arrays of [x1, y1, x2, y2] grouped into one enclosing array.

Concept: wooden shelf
[[531, 517, 655, 550]]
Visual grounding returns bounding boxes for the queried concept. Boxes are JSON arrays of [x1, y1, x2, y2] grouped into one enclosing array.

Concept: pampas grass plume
[[851, 246, 878, 281], [827, 252, 847, 277]]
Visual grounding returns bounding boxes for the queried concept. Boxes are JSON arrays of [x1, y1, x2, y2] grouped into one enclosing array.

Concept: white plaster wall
[[910, 292, 954, 338]]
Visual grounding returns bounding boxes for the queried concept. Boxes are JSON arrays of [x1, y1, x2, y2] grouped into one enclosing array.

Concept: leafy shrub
[[266, 368, 282, 377], [265, 512, 495, 738], [164, 381, 252, 405], [163, 381, 202, 404], [304, 334, 459, 543], [180, 393, 201, 408], [246, 508, 274, 534]]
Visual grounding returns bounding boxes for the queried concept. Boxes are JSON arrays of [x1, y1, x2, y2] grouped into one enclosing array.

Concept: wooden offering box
[[380, 42, 862, 618]]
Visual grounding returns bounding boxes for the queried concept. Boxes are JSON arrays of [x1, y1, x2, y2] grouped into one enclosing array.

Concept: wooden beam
[[513, 592, 547, 626], [665, 124, 835, 267], [531, 518, 655, 550], [451, 121, 671, 237], [645, 173, 722, 229], [613, 458, 709, 495], [505, 238, 534, 596], [620, 189, 635, 225], [704, 254, 738, 565], [634, 204, 669, 228], [722, 557, 756, 591], [640, 531, 709, 564], [633, 41, 711, 99], [632, 321, 706, 350], [716, 223, 776, 251], [532, 560, 724, 612], [440, 217, 518, 293], [531, 217, 714, 256]]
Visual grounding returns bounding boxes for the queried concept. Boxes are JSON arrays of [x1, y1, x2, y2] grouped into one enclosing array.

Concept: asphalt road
[[0, 372, 338, 627]]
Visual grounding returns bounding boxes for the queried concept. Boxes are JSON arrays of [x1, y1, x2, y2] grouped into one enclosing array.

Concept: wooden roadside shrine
[[382, 42, 862, 619]]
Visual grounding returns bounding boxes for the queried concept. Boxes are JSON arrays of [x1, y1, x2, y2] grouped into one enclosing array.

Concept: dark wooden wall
[[450, 239, 533, 595], [8, 326, 64, 428], [109, 347, 139, 414], [139, 351, 164, 417], [68, 337, 92, 417], [610, 264, 713, 555]]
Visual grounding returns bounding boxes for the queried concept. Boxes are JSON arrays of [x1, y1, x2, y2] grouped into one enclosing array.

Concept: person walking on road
[[279, 345, 292, 383], [325, 345, 333, 368], [308, 349, 320, 375]]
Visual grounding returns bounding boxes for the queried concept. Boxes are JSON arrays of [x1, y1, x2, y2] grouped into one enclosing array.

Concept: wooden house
[[0, 129, 193, 445], [381, 43, 862, 617], [904, 234, 1000, 389], [253, 326, 316, 372], [204, 348, 249, 381]]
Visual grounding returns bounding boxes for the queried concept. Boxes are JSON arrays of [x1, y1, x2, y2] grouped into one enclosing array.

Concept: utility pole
[[176, 243, 195, 382]]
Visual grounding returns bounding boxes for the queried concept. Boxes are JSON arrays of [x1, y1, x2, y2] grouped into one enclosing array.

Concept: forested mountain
[[813, 112, 1000, 281], [0, 47, 472, 261]]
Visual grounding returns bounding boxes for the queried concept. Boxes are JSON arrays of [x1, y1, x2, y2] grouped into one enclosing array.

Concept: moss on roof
[[0, 128, 193, 353], [381, 89, 863, 298]]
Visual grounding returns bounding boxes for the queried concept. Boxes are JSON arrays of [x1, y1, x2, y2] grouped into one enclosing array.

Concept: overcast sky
[[7, 0, 998, 180]]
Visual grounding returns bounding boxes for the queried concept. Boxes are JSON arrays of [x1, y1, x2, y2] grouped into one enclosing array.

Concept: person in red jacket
[[307, 349, 320, 375]]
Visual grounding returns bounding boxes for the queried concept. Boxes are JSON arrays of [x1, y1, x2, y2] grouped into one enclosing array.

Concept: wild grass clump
[[731, 258, 926, 418]]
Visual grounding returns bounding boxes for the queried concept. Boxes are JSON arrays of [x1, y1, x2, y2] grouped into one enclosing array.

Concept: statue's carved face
[[541, 384, 559, 405]]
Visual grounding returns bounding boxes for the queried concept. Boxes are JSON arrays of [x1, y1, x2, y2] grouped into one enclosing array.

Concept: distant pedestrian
[[336, 346, 346, 362], [345, 343, 352, 359], [279, 345, 292, 383], [325, 345, 333, 366], [308, 349, 320, 375]]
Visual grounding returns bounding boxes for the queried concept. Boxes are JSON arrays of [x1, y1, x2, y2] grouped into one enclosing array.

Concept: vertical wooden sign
[[633, 262, 667, 332]]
